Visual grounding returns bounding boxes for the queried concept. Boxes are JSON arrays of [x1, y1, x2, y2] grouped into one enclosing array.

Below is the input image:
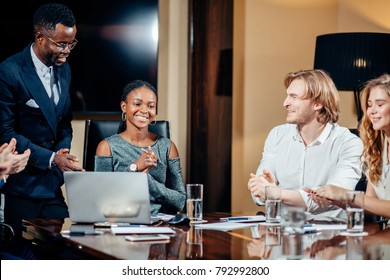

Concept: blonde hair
[[359, 73, 390, 185], [284, 69, 340, 124]]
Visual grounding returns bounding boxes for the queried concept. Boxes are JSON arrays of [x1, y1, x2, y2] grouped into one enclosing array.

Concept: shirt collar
[[315, 123, 333, 145], [293, 122, 333, 146], [30, 44, 51, 79]]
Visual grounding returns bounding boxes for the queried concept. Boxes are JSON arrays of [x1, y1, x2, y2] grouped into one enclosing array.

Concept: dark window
[[0, 0, 159, 115]]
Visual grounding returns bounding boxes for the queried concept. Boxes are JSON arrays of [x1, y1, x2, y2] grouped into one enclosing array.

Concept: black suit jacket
[[0, 44, 73, 198]]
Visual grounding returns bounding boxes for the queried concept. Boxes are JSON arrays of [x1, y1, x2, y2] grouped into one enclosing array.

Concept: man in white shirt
[[247, 69, 363, 218]]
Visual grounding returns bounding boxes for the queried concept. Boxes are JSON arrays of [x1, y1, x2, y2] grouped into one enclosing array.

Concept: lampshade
[[314, 32, 390, 90], [314, 32, 390, 121]]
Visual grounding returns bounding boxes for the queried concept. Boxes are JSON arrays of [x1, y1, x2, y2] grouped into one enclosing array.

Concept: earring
[[150, 117, 157, 126], [122, 112, 126, 121]]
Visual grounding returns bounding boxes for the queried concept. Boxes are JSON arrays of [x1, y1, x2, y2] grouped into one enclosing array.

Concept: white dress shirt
[[253, 123, 363, 218], [30, 45, 60, 104]]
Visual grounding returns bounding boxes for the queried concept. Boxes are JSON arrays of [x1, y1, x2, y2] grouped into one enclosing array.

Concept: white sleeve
[[326, 135, 363, 190]]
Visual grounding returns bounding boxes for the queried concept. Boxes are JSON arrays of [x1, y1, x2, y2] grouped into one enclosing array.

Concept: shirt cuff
[[251, 193, 265, 206], [299, 188, 323, 213], [298, 189, 313, 209], [49, 152, 56, 169]]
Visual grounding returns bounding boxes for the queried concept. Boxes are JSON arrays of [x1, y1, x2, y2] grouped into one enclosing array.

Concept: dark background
[[0, 0, 158, 115]]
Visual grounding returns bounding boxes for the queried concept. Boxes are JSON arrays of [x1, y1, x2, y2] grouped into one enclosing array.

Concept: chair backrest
[[83, 119, 170, 171]]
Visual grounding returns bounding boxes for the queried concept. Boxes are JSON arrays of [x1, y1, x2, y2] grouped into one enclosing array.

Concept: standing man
[[0, 3, 83, 236], [247, 69, 363, 218]]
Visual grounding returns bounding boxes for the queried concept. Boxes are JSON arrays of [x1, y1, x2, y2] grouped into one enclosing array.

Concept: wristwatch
[[129, 163, 138, 172]]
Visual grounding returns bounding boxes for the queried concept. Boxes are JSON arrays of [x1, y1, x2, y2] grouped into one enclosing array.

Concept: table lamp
[[314, 32, 390, 122]]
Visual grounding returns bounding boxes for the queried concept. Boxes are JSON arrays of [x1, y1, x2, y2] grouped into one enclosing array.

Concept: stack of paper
[[111, 227, 176, 235]]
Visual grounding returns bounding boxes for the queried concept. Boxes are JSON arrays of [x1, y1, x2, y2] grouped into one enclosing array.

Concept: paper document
[[195, 222, 259, 231], [111, 226, 176, 235]]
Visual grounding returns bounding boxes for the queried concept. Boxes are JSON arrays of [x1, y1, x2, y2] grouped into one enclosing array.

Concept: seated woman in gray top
[[94, 80, 186, 214]]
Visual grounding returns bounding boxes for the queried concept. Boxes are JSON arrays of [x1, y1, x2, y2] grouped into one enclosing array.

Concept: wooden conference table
[[22, 212, 390, 260]]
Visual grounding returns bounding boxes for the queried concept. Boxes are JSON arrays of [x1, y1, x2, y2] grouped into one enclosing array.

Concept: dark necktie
[[50, 67, 59, 105]]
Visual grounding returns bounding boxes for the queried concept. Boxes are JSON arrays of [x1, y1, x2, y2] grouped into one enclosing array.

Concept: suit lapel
[[22, 65, 57, 135]]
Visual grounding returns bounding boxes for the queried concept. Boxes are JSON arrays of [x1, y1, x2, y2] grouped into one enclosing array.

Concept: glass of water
[[346, 191, 365, 233], [265, 185, 282, 223], [281, 206, 306, 260], [186, 184, 203, 223]]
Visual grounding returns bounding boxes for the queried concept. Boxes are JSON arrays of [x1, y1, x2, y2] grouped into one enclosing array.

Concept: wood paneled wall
[[187, 0, 233, 212]]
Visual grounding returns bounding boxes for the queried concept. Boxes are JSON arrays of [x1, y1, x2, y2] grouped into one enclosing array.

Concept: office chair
[[348, 128, 367, 192], [83, 119, 170, 171], [0, 222, 14, 243]]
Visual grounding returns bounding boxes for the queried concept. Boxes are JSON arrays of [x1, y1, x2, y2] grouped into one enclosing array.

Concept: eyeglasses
[[43, 34, 78, 51]]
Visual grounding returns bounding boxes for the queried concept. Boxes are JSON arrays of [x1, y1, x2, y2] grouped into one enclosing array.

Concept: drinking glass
[[186, 184, 203, 223], [346, 191, 365, 233], [265, 185, 282, 223], [281, 206, 306, 259], [282, 206, 306, 234]]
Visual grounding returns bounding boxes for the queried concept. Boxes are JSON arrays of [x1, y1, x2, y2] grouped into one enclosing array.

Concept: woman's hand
[[304, 185, 347, 208], [136, 146, 158, 172]]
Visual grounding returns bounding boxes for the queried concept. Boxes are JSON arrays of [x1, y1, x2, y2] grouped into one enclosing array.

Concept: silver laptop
[[64, 171, 151, 224]]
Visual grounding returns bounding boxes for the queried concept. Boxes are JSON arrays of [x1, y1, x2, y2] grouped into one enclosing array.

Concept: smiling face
[[283, 79, 319, 125], [35, 23, 77, 67], [121, 86, 157, 129], [367, 86, 390, 134]]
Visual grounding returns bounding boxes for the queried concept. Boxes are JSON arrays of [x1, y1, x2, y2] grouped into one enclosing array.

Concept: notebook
[[64, 171, 151, 224]]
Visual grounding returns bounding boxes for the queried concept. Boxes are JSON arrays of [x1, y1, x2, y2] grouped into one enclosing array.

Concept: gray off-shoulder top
[[94, 134, 186, 214]]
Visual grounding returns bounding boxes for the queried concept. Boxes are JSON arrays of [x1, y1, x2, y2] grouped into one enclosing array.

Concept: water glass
[[346, 191, 365, 233], [282, 206, 306, 234], [265, 186, 282, 223], [186, 184, 203, 223]]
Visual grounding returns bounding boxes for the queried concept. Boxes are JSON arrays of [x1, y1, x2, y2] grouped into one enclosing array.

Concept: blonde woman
[[307, 74, 390, 219]]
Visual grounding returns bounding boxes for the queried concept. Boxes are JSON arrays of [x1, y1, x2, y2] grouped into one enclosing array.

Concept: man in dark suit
[[0, 3, 83, 237]]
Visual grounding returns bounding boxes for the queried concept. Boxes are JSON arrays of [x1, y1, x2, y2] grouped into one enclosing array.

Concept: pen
[[220, 217, 249, 221], [303, 228, 318, 234], [61, 230, 104, 236]]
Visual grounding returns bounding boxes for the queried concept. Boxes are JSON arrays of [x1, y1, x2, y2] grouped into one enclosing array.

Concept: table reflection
[[22, 215, 390, 260]]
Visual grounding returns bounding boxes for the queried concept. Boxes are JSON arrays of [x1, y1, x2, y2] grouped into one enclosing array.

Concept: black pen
[[220, 217, 250, 221]]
